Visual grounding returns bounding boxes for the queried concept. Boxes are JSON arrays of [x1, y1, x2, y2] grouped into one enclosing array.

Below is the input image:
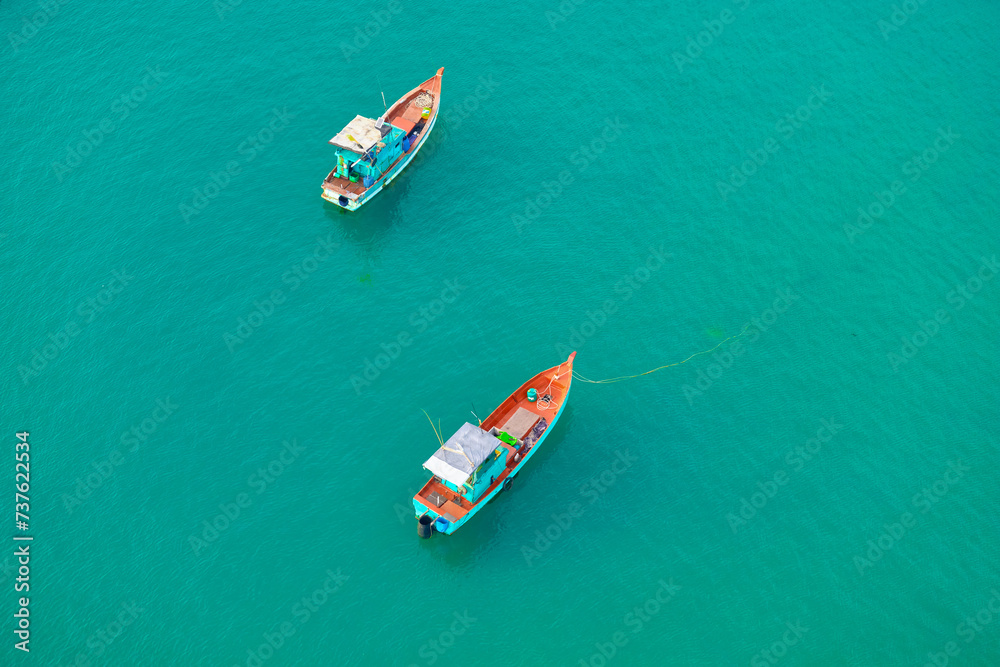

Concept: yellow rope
[[572, 324, 753, 384]]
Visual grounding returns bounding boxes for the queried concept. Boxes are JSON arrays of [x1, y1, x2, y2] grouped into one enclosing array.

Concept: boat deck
[[482, 379, 569, 435], [386, 93, 429, 134], [416, 478, 472, 521], [323, 172, 368, 198]]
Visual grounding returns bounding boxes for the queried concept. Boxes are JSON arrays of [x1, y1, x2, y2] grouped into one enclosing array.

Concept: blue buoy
[[433, 517, 450, 533]]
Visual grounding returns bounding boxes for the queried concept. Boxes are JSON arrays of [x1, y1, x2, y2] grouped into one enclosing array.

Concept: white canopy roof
[[423, 423, 500, 487], [329, 115, 381, 152]]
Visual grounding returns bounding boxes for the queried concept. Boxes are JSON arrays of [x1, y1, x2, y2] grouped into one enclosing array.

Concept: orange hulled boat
[[413, 352, 576, 537]]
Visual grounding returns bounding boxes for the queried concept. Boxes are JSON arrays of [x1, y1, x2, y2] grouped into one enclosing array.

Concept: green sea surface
[[2, 0, 998, 664]]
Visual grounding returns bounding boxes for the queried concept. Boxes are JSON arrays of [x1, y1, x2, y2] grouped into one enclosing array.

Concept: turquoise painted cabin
[[328, 115, 407, 186]]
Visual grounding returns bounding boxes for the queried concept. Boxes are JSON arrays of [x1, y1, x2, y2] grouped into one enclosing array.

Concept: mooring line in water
[[572, 324, 753, 384]]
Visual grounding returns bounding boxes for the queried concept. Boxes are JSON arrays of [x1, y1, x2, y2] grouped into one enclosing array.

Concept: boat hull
[[412, 388, 571, 535], [412, 353, 575, 536]]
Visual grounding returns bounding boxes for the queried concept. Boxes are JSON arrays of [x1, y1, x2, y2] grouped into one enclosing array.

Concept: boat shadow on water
[[320, 173, 414, 264], [416, 407, 576, 565]]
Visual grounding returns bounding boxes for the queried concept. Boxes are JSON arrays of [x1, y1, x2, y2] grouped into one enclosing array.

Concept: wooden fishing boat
[[413, 352, 576, 537], [321, 67, 444, 211]]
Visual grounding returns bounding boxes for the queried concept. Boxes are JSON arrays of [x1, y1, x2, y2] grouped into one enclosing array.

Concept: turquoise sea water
[[2, 0, 999, 664]]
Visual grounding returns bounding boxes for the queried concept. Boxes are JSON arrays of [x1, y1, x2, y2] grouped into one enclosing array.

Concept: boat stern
[[321, 187, 363, 211], [412, 477, 473, 538], [412, 497, 462, 538]]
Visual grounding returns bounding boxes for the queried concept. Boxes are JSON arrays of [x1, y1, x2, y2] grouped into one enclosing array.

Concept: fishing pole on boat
[[421, 409, 444, 446], [422, 409, 476, 467], [572, 324, 753, 384], [470, 403, 482, 426]]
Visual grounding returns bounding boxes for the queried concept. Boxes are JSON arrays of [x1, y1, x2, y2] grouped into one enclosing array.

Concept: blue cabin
[[327, 115, 408, 188]]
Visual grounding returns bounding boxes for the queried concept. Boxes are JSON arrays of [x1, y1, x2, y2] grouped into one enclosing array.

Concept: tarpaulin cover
[[422, 423, 500, 487], [329, 115, 382, 152]]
